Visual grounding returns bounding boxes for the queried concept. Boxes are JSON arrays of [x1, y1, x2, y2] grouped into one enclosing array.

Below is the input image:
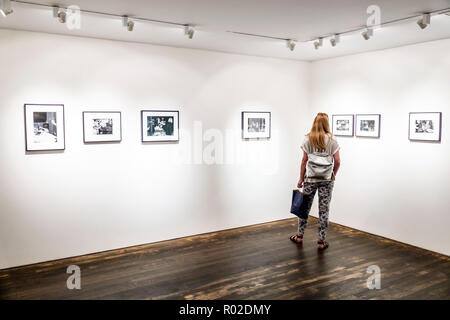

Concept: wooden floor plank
[[0, 218, 448, 300]]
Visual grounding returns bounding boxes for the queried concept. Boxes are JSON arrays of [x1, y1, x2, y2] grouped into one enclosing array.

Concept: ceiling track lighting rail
[[3, 1, 450, 51], [309, 7, 449, 42], [9, 0, 187, 28], [228, 31, 291, 42], [0, 0, 13, 16], [228, 7, 450, 50], [228, 31, 299, 51]]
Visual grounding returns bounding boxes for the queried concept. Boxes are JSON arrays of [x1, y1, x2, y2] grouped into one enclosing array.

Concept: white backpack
[[306, 140, 334, 180]]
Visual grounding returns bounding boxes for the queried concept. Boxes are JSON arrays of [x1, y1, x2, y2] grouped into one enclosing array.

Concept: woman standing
[[290, 113, 341, 250]]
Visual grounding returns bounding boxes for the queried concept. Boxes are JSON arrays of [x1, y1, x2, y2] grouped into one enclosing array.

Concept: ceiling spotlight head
[[122, 16, 134, 32], [0, 0, 13, 17], [185, 25, 195, 39], [53, 7, 66, 24], [417, 20, 426, 29], [286, 39, 296, 51], [330, 34, 340, 47], [362, 31, 369, 40], [417, 13, 431, 29], [362, 28, 373, 40], [313, 38, 323, 50], [127, 20, 134, 32], [57, 11, 66, 24]]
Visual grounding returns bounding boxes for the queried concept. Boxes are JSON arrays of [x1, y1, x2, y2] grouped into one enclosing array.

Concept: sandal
[[290, 234, 303, 244], [317, 240, 329, 250]]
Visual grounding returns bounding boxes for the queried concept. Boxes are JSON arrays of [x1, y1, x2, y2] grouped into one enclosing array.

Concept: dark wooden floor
[[0, 217, 449, 300]]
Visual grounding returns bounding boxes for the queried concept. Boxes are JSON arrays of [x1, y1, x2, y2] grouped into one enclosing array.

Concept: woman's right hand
[[297, 180, 304, 189]]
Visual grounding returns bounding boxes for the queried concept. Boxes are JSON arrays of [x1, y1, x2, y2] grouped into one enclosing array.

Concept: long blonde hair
[[307, 113, 331, 150]]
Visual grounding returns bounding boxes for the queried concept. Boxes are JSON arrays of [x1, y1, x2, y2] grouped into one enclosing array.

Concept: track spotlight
[[0, 0, 13, 17], [286, 39, 296, 51], [361, 28, 373, 40], [122, 16, 135, 32], [417, 13, 431, 29], [184, 25, 195, 39], [313, 38, 323, 50], [57, 11, 66, 24], [53, 7, 66, 24], [330, 34, 340, 47]]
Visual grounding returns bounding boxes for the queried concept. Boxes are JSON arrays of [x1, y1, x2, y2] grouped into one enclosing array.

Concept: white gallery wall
[[0, 29, 449, 269], [309, 39, 450, 256], [0, 29, 311, 269]]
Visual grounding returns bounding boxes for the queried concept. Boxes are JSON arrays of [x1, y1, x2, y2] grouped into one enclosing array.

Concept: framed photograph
[[409, 112, 442, 142], [355, 114, 381, 138], [242, 112, 271, 139], [141, 110, 179, 142], [24, 104, 65, 151], [83, 112, 122, 143], [332, 114, 354, 137]]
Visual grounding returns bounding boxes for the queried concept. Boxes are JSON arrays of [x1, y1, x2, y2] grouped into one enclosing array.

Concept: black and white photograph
[[409, 112, 442, 142], [93, 118, 113, 135], [355, 114, 381, 138], [242, 112, 271, 139], [24, 104, 65, 151], [332, 114, 354, 137], [415, 120, 434, 133], [147, 116, 174, 136], [360, 120, 375, 131], [141, 110, 179, 142], [336, 120, 350, 131], [248, 118, 266, 133], [33, 112, 58, 143], [83, 112, 122, 143]]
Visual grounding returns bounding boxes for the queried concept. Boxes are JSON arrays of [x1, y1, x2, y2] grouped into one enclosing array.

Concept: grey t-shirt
[[301, 135, 340, 182]]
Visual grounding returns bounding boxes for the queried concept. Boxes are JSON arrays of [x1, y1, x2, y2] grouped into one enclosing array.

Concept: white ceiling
[[1, 0, 450, 61]]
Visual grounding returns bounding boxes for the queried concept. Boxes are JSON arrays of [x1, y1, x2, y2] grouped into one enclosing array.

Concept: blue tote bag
[[290, 189, 313, 219]]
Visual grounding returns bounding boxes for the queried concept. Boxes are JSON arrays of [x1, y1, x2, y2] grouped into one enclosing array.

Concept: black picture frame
[[408, 112, 442, 142], [141, 110, 180, 143], [24, 103, 65, 152], [355, 114, 381, 138], [332, 114, 354, 137], [241, 111, 271, 140]]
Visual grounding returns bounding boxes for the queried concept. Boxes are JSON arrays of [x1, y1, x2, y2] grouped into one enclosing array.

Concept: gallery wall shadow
[[409, 140, 442, 145], [355, 136, 381, 140], [141, 141, 180, 145], [242, 138, 271, 142], [25, 150, 65, 156], [83, 141, 122, 145]]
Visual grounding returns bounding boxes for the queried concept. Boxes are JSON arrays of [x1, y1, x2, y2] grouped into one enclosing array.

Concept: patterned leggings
[[298, 181, 334, 241]]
